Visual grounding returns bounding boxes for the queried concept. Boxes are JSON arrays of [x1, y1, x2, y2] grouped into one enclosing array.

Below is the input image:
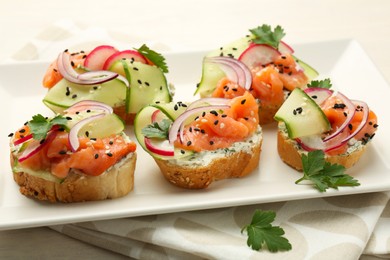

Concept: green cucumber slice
[[110, 60, 172, 114], [134, 105, 193, 160], [274, 88, 330, 138], [43, 78, 127, 114], [294, 56, 319, 80], [77, 113, 125, 138]]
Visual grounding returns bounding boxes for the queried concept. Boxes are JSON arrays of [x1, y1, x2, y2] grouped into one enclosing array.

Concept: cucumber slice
[[110, 60, 172, 114], [294, 56, 319, 80], [78, 113, 125, 138], [43, 78, 127, 114], [274, 88, 330, 138], [134, 105, 193, 160]]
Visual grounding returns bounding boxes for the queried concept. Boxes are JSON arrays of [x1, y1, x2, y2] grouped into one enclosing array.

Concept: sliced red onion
[[185, 97, 230, 110], [68, 113, 106, 152], [205, 56, 252, 90], [304, 87, 333, 106], [18, 131, 57, 162], [278, 41, 294, 54], [144, 137, 174, 157], [57, 51, 123, 86], [169, 105, 230, 145], [322, 91, 356, 142], [64, 100, 113, 114], [238, 44, 281, 69]]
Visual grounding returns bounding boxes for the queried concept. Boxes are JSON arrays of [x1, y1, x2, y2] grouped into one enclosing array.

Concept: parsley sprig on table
[[250, 24, 286, 49], [242, 210, 292, 252], [141, 119, 171, 139], [295, 150, 360, 192], [307, 78, 332, 89], [28, 114, 68, 140], [135, 44, 169, 73]]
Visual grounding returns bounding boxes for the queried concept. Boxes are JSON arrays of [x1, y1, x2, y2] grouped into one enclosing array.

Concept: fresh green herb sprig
[[250, 24, 286, 49], [307, 78, 332, 89], [28, 114, 68, 140], [242, 210, 292, 252], [141, 118, 171, 139], [135, 44, 169, 73], [295, 150, 360, 192]]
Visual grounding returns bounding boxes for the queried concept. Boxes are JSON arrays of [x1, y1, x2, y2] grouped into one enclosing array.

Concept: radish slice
[[18, 131, 57, 162], [278, 41, 294, 54], [205, 56, 252, 90], [68, 113, 106, 152], [322, 91, 355, 142], [13, 133, 33, 146], [304, 87, 333, 106], [169, 105, 230, 144], [144, 137, 174, 156], [238, 44, 281, 69], [64, 100, 113, 114], [102, 50, 147, 70], [84, 45, 119, 70]]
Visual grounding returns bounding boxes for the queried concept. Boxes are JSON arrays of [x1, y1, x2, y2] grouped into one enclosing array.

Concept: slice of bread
[[277, 123, 367, 171], [153, 126, 262, 189], [11, 153, 136, 203]]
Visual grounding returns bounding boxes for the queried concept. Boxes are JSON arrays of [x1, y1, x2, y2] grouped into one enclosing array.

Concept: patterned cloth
[[6, 20, 390, 259]]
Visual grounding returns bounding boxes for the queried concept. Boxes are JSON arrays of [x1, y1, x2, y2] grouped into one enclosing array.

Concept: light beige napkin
[[6, 20, 390, 259]]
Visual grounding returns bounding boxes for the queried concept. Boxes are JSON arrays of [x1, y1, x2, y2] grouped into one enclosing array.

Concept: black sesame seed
[[137, 79, 142, 84], [145, 82, 150, 86], [70, 61, 75, 67], [281, 56, 286, 59], [311, 95, 318, 99], [202, 112, 206, 117], [373, 124, 379, 128], [348, 124, 353, 130], [343, 112, 348, 117], [221, 114, 227, 118], [109, 140, 114, 145], [106, 152, 113, 157], [94, 154, 99, 159], [209, 141, 214, 145], [174, 104, 178, 111], [59, 150, 67, 155], [133, 67, 139, 71], [72, 94, 77, 99], [85, 131, 89, 137], [90, 137, 97, 141], [210, 110, 218, 116], [8, 133, 14, 137], [189, 127, 193, 132], [241, 99, 246, 105], [180, 150, 185, 154], [214, 120, 219, 125], [66, 116, 72, 120], [19, 129, 26, 133], [333, 103, 346, 109], [187, 141, 192, 146], [200, 129, 206, 134], [232, 88, 238, 92]]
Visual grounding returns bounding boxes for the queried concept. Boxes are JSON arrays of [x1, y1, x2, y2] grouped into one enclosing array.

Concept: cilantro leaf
[[295, 150, 360, 192], [241, 210, 292, 252], [141, 119, 171, 139], [135, 44, 169, 73], [307, 78, 332, 89], [28, 114, 68, 140], [250, 24, 286, 49]]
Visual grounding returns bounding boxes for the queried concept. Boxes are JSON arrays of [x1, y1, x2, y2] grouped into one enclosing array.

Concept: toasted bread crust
[[11, 153, 136, 203], [277, 129, 367, 171], [113, 105, 136, 125], [154, 135, 262, 189]]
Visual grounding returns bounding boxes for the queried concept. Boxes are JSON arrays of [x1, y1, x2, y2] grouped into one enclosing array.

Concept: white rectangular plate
[[1, 39, 389, 231]]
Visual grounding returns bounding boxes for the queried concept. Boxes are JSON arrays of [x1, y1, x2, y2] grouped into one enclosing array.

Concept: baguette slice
[[11, 153, 136, 203], [277, 123, 367, 171], [153, 126, 262, 189]]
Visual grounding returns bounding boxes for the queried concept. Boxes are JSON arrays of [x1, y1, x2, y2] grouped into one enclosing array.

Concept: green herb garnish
[[307, 78, 332, 89], [135, 44, 169, 73], [28, 114, 68, 140], [250, 24, 286, 49], [242, 210, 292, 252], [141, 118, 171, 139], [295, 150, 360, 192]]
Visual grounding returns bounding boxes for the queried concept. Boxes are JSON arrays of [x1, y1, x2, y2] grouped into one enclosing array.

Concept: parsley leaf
[[135, 44, 169, 73], [307, 78, 332, 89], [241, 210, 292, 252], [28, 114, 68, 140], [250, 24, 286, 49], [141, 119, 171, 139], [295, 150, 360, 192]]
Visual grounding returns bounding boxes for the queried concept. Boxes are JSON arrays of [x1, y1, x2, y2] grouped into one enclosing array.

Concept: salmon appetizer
[[196, 24, 318, 125], [274, 82, 378, 170], [42, 44, 172, 124], [134, 92, 263, 189], [9, 100, 137, 202]]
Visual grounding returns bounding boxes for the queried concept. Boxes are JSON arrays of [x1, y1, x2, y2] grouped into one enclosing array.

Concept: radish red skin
[[103, 50, 147, 70], [84, 45, 119, 70]]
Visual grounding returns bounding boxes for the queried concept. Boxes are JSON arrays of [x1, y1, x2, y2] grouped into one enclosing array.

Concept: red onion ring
[[304, 87, 333, 106], [57, 51, 129, 86], [205, 56, 252, 90], [169, 105, 230, 145], [185, 97, 230, 110], [68, 113, 106, 152], [64, 100, 113, 114]]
